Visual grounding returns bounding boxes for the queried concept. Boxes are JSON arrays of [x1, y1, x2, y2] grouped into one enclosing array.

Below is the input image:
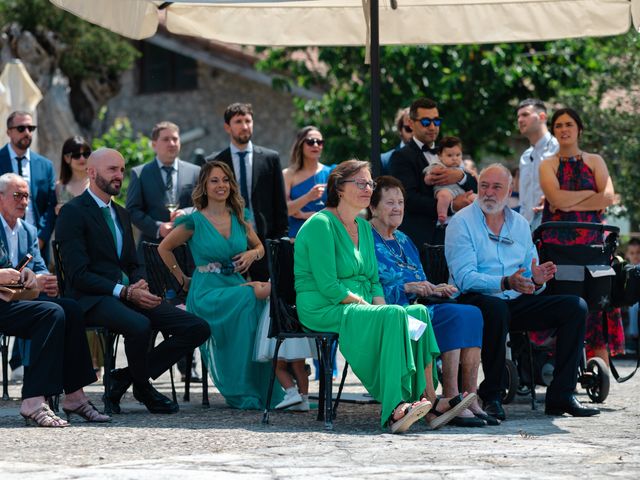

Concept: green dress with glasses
[[294, 210, 439, 427], [175, 211, 283, 409]]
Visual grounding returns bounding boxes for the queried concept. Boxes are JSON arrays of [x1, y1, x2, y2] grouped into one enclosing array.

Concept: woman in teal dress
[[158, 161, 283, 409], [295, 160, 473, 433]]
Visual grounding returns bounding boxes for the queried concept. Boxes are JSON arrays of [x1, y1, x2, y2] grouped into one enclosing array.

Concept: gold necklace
[[335, 208, 358, 237]]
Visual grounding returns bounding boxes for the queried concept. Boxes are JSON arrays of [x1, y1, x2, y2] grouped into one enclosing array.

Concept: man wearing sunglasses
[[206, 102, 288, 281], [389, 98, 477, 247], [446, 163, 598, 421], [380, 107, 412, 175], [0, 111, 56, 261]]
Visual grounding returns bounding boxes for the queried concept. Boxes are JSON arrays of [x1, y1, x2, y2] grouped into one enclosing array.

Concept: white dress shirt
[[518, 132, 559, 224], [7, 144, 35, 226], [230, 141, 253, 209]]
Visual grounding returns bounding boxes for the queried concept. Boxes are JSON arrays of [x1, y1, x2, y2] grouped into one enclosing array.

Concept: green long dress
[[176, 211, 283, 409], [295, 211, 439, 427]]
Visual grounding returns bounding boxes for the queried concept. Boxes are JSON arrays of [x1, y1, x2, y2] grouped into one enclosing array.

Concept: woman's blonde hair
[[192, 161, 250, 230]]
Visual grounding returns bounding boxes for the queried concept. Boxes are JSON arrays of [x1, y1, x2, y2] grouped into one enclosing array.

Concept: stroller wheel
[[502, 359, 519, 404], [584, 357, 611, 403]]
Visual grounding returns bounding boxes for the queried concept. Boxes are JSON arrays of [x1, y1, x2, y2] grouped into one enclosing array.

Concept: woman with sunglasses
[[295, 160, 478, 433], [56, 136, 91, 215], [369, 176, 491, 428], [282, 126, 335, 238]]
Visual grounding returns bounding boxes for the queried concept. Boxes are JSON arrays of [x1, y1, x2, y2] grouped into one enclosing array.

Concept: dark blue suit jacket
[[0, 145, 57, 245], [0, 218, 48, 274]]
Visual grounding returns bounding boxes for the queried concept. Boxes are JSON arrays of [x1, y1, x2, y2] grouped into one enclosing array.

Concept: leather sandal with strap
[[427, 392, 477, 430], [388, 399, 432, 434], [63, 400, 112, 423], [20, 403, 69, 428]]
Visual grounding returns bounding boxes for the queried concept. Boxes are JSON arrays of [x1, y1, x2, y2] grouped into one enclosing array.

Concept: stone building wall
[[101, 62, 299, 166]]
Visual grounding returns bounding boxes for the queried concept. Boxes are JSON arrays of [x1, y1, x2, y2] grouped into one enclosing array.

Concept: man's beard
[[95, 173, 121, 196], [14, 137, 32, 151], [232, 132, 252, 145], [478, 195, 508, 214]]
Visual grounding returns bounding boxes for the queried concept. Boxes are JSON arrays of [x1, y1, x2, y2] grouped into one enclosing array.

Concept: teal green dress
[[176, 211, 283, 409], [295, 211, 440, 427]]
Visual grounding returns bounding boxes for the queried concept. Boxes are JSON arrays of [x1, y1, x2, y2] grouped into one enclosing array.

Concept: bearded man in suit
[[55, 148, 209, 414], [206, 102, 288, 281]]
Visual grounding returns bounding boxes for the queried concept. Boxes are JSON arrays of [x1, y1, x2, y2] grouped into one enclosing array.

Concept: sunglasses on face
[[68, 151, 91, 160], [9, 125, 37, 133], [402, 125, 413, 134], [416, 117, 442, 128], [340, 179, 377, 190], [12, 192, 29, 201], [304, 138, 324, 147]]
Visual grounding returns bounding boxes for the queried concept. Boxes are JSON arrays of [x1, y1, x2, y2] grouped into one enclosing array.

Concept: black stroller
[[530, 221, 640, 403]]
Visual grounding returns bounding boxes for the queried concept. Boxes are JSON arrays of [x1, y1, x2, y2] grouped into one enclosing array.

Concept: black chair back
[[420, 243, 449, 285], [51, 240, 67, 296], [142, 242, 189, 304], [266, 238, 303, 337]]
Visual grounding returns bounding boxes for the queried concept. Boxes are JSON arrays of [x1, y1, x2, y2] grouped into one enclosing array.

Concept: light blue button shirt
[[445, 201, 542, 299]]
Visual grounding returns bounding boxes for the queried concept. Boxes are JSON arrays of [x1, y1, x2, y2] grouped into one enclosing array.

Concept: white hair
[[0, 173, 28, 193]]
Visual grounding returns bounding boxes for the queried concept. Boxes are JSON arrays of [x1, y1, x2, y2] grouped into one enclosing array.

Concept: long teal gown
[[176, 211, 284, 409], [295, 211, 440, 427]]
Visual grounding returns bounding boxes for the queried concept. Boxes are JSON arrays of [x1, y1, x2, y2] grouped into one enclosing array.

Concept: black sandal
[[388, 399, 432, 434], [427, 393, 476, 429]]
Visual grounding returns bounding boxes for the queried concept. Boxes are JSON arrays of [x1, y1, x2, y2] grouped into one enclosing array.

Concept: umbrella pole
[[369, 0, 381, 177]]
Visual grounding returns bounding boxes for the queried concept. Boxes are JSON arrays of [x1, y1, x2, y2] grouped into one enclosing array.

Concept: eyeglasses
[[402, 125, 413, 134], [12, 192, 29, 201], [304, 138, 324, 147], [416, 117, 442, 128], [487, 232, 514, 245], [69, 151, 91, 159], [340, 179, 377, 190], [9, 125, 37, 133]]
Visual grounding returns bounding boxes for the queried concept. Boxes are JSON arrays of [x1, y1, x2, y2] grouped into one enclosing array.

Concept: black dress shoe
[[474, 411, 501, 426], [545, 396, 600, 417], [132, 382, 179, 414], [448, 415, 487, 427], [103, 368, 132, 414], [482, 400, 506, 421]]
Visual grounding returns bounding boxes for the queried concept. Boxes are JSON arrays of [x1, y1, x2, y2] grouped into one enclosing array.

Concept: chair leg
[[333, 360, 349, 420], [200, 352, 210, 408], [184, 352, 193, 402], [526, 334, 536, 410], [1, 336, 9, 401], [321, 337, 334, 431], [262, 338, 284, 424], [101, 331, 114, 415], [316, 338, 325, 422]]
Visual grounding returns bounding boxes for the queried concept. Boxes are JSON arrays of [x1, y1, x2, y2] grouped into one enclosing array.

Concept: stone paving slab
[[1, 359, 639, 479]]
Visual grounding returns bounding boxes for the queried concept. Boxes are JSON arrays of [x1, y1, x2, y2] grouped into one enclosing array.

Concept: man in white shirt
[[516, 99, 559, 228]]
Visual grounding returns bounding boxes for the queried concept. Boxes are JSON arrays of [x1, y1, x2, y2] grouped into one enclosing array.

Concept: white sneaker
[[11, 366, 24, 383], [287, 397, 310, 412], [275, 388, 303, 409]]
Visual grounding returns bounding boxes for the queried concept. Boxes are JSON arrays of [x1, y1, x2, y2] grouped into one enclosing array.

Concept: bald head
[[477, 163, 512, 215], [87, 148, 125, 202], [479, 163, 512, 187]]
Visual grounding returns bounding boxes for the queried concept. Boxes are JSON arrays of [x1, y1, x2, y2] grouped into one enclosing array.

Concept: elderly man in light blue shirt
[[446, 163, 598, 421]]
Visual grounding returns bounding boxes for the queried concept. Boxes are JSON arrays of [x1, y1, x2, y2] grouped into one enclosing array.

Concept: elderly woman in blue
[[369, 176, 493, 427]]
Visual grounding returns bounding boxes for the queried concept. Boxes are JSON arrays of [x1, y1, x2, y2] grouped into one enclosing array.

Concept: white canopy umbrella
[[0, 59, 44, 149], [49, 0, 640, 171]]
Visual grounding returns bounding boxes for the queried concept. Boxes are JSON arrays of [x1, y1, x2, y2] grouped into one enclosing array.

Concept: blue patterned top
[[288, 164, 335, 237], [372, 227, 427, 306]]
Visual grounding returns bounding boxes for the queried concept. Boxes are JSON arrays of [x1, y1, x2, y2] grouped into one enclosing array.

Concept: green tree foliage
[[0, 0, 138, 85]]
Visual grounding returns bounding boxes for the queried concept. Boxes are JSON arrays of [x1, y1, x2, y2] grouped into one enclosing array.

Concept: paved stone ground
[[1, 357, 639, 479]]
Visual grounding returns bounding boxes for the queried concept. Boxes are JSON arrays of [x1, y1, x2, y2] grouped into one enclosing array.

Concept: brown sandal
[[63, 401, 112, 423], [20, 403, 69, 428], [388, 399, 432, 434]]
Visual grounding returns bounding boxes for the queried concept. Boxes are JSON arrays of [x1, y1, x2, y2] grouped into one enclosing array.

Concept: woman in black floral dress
[[538, 107, 623, 364]]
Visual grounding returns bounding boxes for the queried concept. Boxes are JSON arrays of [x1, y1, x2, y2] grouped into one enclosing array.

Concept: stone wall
[[101, 62, 299, 167]]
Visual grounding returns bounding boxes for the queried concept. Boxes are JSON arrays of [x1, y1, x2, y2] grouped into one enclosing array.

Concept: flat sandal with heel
[[389, 399, 432, 434], [21, 403, 69, 428], [63, 400, 112, 423], [427, 392, 476, 430]]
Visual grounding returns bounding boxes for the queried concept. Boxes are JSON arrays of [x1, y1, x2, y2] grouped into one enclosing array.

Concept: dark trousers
[[0, 298, 96, 399], [457, 293, 587, 404], [85, 297, 210, 384]]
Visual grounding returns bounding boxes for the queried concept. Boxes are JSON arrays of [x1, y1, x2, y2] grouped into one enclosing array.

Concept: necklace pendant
[[414, 272, 420, 280]]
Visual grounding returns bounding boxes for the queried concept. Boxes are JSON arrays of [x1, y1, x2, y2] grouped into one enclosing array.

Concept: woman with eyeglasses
[[158, 161, 283, 409], [539, 107, 622, 365], [369, 176, 491, 428], [295, 160, 478, 433], [282, 126, 335, 238], [56, 136, 91, 215]]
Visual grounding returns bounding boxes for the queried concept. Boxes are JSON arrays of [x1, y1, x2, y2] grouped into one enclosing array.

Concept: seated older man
[[445, 163, 598, 421]]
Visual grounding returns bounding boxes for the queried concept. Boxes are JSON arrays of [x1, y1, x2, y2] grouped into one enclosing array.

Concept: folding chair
[[262, 238, 348, 431], [51, 240, 118, 414], [1, 333, 8, 400], [142, 241, 210, 407]]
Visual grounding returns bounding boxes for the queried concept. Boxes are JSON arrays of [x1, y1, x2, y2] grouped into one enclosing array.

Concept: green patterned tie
[[101, 206, 129, 285]]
